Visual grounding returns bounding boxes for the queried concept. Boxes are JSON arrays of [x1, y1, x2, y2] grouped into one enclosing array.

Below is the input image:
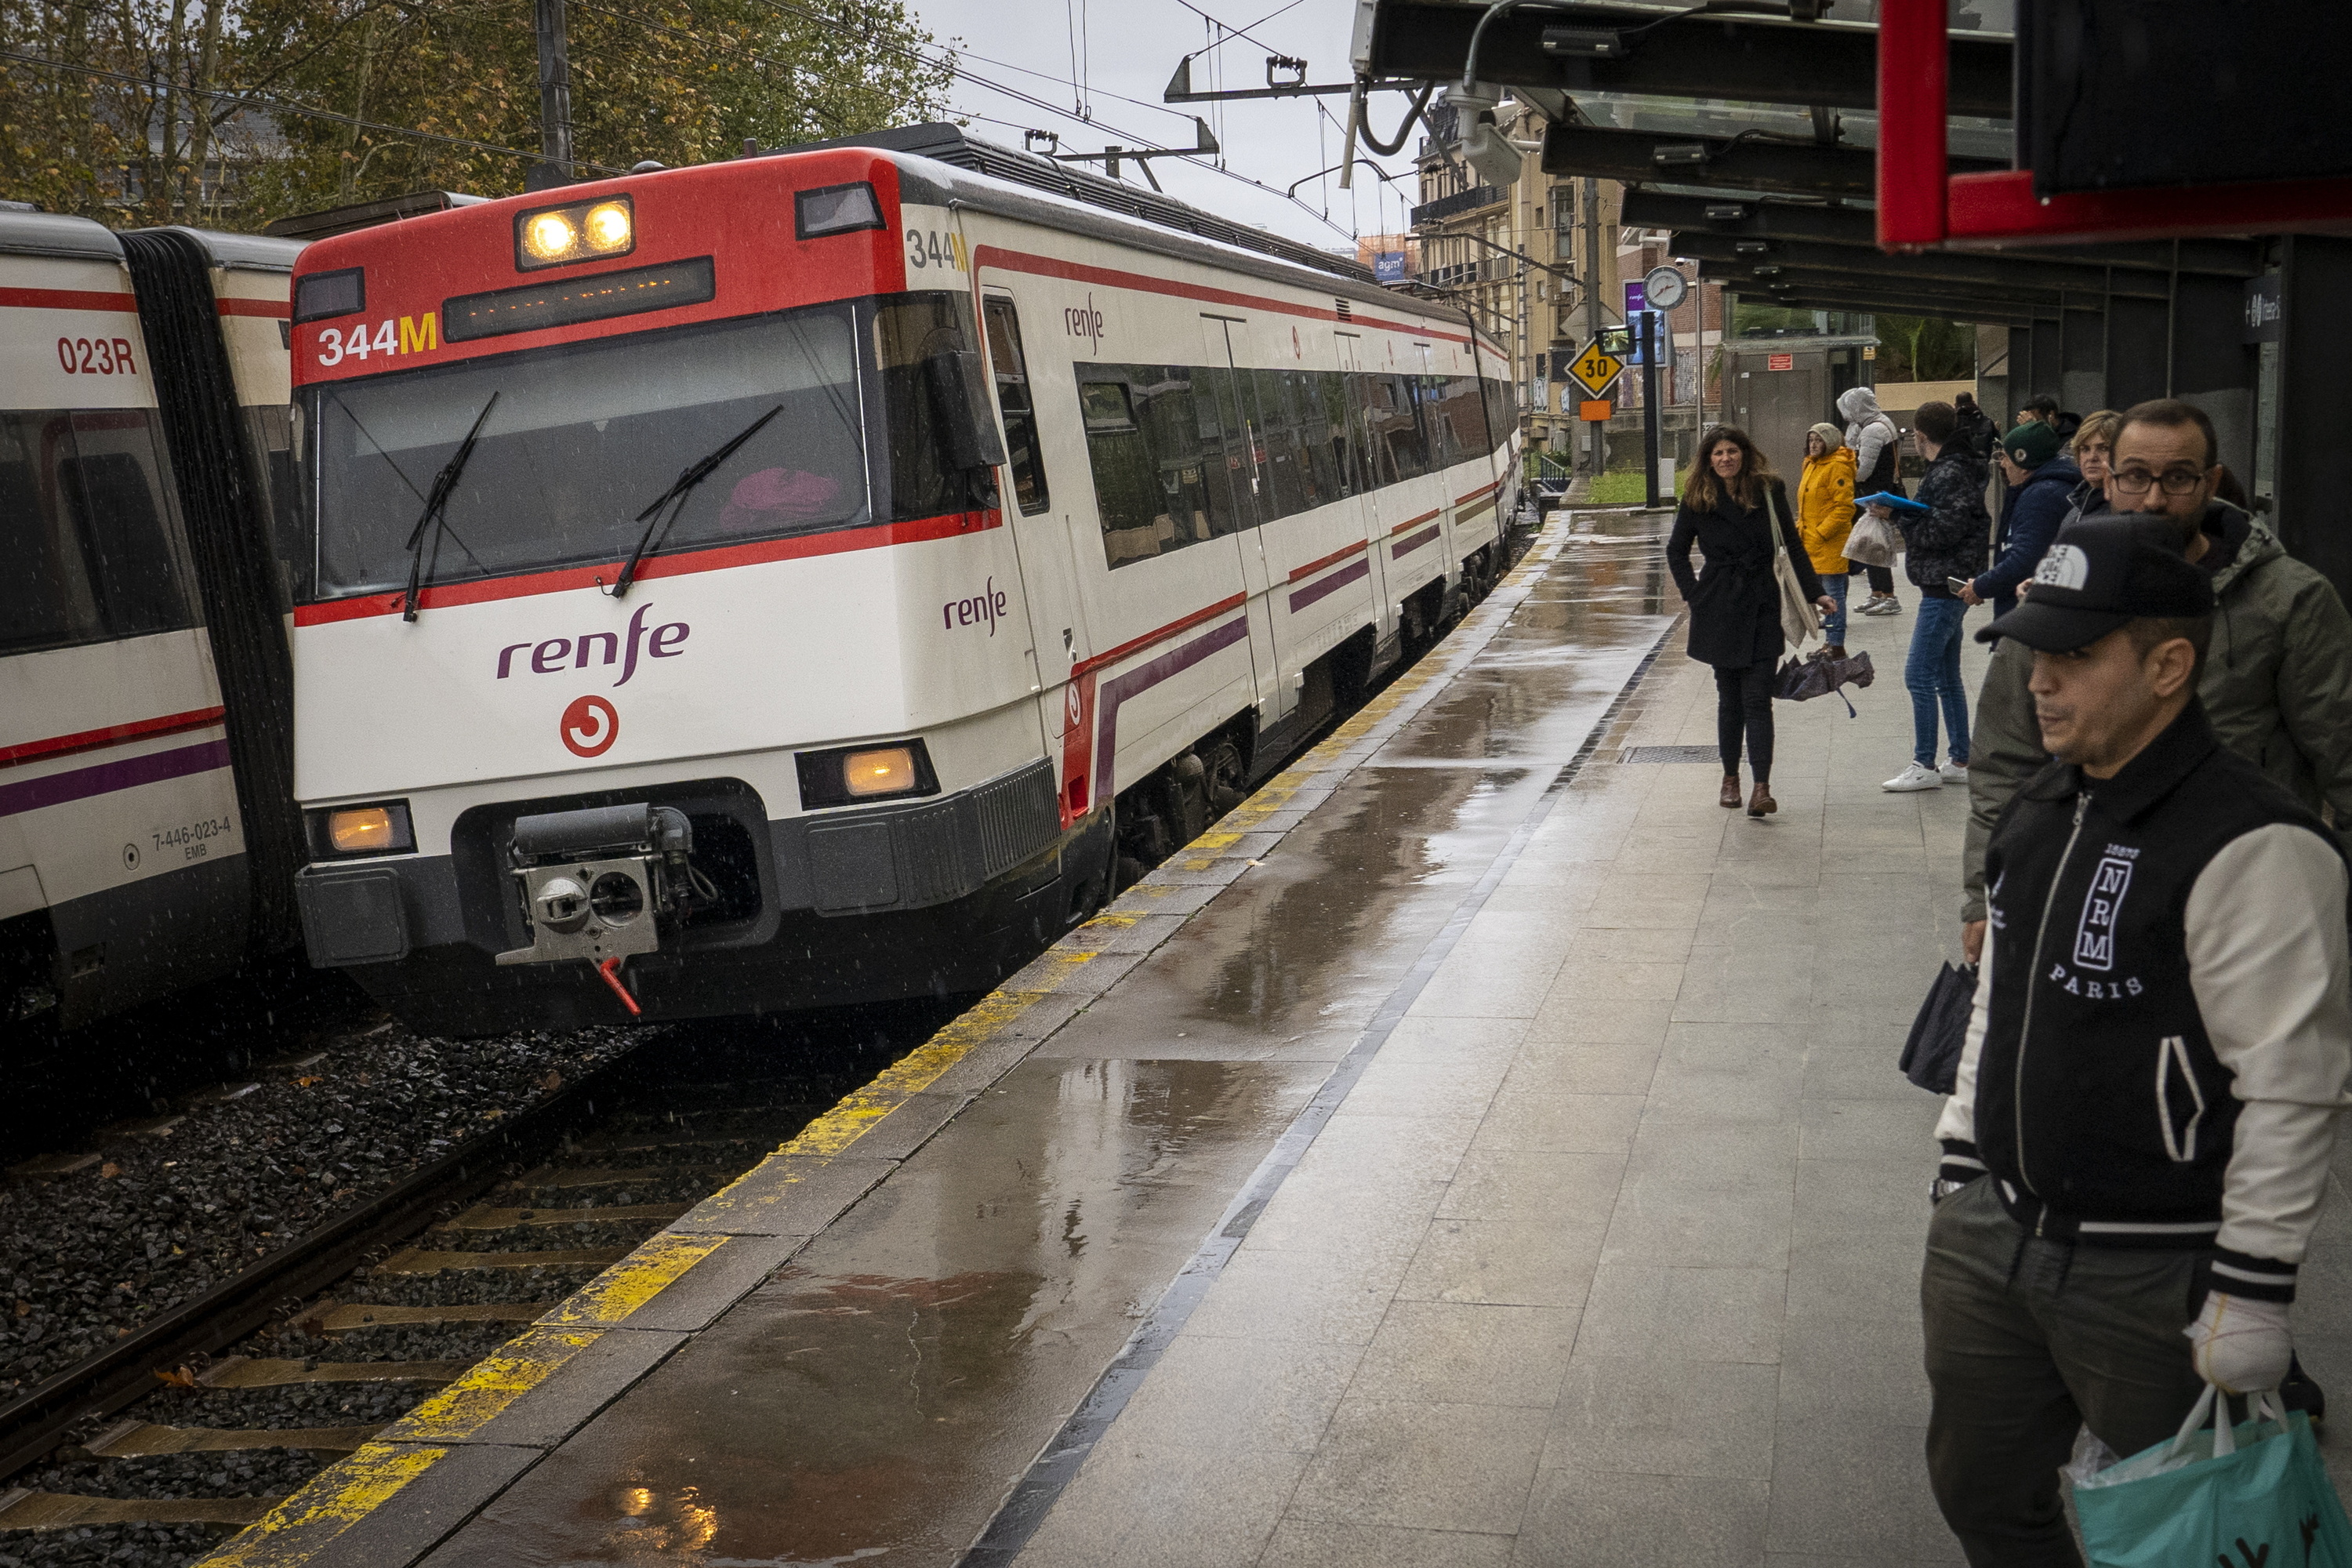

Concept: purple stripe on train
[[1287, 557, 1371, 614], [1097, 616, 1251, 800], [0, 739, 232, 820], [1392, 524, 1440, 558]]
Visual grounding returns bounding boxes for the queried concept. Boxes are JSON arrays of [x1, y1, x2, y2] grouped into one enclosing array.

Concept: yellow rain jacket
[[1797, 441, 1857, 575]]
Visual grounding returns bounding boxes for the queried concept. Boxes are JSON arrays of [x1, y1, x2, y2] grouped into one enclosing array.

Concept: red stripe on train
[[292, 510, 1004, 626]]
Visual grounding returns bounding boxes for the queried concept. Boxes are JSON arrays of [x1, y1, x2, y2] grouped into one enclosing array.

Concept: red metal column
[[1876, 0, 1948, 251]]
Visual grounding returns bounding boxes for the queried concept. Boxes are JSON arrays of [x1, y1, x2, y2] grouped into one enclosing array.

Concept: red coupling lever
[[595, 955, 642, 1016]]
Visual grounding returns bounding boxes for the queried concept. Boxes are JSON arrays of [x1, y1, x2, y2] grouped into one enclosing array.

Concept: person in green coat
[[1962, 399, 2352, 959]]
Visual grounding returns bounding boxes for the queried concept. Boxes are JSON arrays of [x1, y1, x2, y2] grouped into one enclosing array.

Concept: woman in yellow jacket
[[1798, 422, 1857, 656]]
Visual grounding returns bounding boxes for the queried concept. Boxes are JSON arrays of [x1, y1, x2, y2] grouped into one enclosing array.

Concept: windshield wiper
[[609, 405, 783, 598], [401, 391, 499, 622]]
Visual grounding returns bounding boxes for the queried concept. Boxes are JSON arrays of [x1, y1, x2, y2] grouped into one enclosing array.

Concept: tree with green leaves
[[1, 0, 956, 230], [1872, 313, 1975, 383]]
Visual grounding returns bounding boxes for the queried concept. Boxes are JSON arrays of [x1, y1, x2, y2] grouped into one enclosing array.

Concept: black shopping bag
[[1899, 962, 1977, 1094]]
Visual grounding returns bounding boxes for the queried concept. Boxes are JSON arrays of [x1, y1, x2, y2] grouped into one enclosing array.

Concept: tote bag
[[1766, 488, 1821, 648], [2074, 1385, 2352, 1568]]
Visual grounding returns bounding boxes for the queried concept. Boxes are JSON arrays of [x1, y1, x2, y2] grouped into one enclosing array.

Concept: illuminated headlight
[[514, 194, 636, 270], [795, 740, 938, 809], [307, 800, 415, 858]]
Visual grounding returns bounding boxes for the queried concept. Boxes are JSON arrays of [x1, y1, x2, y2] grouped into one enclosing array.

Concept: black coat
[[1668, 479, 1823, 669]]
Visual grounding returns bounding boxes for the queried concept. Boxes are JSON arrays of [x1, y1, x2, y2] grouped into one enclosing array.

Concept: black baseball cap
[[1977, 514, 2215, 652]]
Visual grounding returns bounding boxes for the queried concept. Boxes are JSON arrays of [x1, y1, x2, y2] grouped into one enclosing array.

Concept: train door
[[978, 289, 1086, 758], [974, 292, 1091, 827], [1334, 331, 1395, 641], [1199, 315, 1293, 726]]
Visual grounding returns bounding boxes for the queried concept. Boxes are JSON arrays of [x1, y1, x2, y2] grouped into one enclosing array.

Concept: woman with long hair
[[1668, 425, 1837, 817]]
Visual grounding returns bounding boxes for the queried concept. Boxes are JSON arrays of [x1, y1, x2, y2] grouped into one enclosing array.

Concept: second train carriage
[[285, 126, 1519, 1034], [1, 213, 306, 1034]]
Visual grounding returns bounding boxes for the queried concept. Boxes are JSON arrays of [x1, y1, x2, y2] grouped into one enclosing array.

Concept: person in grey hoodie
[[1839, 385, 1903, 615]]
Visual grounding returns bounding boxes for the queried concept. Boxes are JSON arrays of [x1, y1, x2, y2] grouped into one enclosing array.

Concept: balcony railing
[[1411, 183, 1508, 227]]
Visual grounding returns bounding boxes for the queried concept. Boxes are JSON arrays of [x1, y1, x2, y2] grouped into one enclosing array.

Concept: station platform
[[212, 510, 2352, 1568]]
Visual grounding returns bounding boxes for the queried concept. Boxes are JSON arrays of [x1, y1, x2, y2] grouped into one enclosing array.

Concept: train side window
[[1076, 374, 1170, 568], [0, 416, 102, 654], [981, 297, 1050, 515], [1318, 371, 1359, 496], [1252, 368, 1308, 521]]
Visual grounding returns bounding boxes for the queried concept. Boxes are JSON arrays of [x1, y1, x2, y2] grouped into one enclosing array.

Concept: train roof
[[0, 212, 303, 271], [775, 125, 1486, 349], [0, 210, 124, 262], [793, 124, 1375, 286], [161, 227, 307, 272]]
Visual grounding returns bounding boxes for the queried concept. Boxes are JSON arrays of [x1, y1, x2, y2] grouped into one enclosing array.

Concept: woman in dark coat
[[1667, 425, 1835, 818]]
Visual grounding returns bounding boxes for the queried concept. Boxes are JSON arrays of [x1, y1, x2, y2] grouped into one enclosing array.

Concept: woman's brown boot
[[1719, 775, 1742, 808], [1824, 644, 1847, 659], [1748, 782, 1777, 818]]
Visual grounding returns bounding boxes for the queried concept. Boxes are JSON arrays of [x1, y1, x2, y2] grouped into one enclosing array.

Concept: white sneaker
[[1883, 762, 1943, 792], [1940, 760, 1969, 782], [1859, 595, 1902, 616]]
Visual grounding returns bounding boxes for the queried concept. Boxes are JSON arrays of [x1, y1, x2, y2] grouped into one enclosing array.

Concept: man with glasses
[[1955, 397, 2352, 1415]]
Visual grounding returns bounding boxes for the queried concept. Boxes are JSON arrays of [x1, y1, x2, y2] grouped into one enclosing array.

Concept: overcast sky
[[903, 0, 1421, 254]]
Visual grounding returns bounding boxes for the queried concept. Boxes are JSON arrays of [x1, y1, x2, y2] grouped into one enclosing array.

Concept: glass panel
[[307, 303, 869, 599], [1253, 368, 1308, 521], [982, 296, 1051, 516], [872, 292, 990, 521], [0, 408, 191, 653]]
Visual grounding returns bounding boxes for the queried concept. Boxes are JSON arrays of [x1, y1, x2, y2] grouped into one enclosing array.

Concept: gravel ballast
[[0, 1021, 638, 1396]]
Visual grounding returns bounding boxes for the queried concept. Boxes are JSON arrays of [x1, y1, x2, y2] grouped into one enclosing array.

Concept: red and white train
[[286, 125, 1519, 1033], [2, 211, 304, 1036]]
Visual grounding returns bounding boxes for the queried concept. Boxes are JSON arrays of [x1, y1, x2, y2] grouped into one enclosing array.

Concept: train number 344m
[[315, 313, 438, 367]]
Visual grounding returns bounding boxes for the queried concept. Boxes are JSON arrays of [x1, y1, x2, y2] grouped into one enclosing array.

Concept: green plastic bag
[[2074, 1385, 2352, 1567]]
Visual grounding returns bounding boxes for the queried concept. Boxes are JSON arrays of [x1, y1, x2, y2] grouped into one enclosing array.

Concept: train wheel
[[1200, 735, 1247, 816]]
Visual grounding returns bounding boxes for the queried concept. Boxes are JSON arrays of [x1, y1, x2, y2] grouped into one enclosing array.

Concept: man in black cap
[[1921, 516, 2352, 1567]]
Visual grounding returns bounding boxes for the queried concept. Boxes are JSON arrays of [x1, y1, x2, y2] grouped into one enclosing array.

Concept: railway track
[[0, 1014, 939, 1567]]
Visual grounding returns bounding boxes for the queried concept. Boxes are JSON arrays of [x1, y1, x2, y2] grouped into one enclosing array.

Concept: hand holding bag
[[1766, 488, 1821, 648], [1899, 962, 1976, 1094], [2074, 1385, 2352, 1567], [1844, 507, 1899, 567]]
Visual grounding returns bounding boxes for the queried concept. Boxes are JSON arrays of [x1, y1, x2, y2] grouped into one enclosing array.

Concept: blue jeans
[[1906, 595, 1969, 768], [1819, 572, 1848, 646]]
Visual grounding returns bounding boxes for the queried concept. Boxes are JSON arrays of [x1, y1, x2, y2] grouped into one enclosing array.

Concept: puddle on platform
[[426, 1056, 1319, 1568]]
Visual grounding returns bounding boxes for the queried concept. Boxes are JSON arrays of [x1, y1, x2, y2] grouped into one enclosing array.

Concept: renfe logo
[[943, 576, 1011, 636], [496, 603, 688, 687], [561, 695, 619, 758], [1064, 292, 1103, 352]]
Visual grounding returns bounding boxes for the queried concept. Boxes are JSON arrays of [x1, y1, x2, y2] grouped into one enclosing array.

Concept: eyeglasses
[[2110, 466, 2209, 496]]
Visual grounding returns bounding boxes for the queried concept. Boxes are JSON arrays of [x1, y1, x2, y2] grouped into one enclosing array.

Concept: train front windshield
[[303, 291, 985, 602]]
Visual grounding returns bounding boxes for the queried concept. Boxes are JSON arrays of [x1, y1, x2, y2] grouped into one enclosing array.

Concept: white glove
[[2183, 1290, 2292, 1394]]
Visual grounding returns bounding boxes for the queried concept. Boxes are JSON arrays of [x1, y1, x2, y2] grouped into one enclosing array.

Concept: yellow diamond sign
[[1566, 337, 1625, 397]]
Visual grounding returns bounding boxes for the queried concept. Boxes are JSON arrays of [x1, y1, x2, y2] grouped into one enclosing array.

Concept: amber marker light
[[842, 746, 919, 798], [585, 201, 633, 251], [328, 807, 395, 851]]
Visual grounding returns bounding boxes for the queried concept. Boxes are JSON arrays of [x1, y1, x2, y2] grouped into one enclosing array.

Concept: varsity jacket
[[1936, 702, 2352, 1301]]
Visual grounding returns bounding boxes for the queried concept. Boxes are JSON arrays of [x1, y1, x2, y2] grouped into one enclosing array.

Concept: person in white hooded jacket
[[1840, 385, 1904, 615]]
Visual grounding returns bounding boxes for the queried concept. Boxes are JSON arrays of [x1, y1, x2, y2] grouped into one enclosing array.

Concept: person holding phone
[[1882, 401, 1992, 793], [1960, 421, 2079, 622]]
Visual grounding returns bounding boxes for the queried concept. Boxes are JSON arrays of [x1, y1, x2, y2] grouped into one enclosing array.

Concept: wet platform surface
[[397, 515, 1671, 1566]]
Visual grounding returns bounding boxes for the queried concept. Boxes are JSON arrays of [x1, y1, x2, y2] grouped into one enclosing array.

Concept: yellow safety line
[[382, 1329, 604, 1443], [536, 1232, 730, 1327], [203, 521, 1570, 1566], [200, 1443, 448, 1566]]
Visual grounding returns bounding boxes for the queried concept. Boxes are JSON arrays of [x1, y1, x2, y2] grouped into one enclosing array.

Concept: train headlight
[[584, 201, 633, 251], [794, 739, 938, 808], [308, 800, 416, 858], [513, 194, 637, 270], [523, 212, 579, 262]]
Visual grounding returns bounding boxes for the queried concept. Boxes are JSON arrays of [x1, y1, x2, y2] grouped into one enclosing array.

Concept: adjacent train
[[284, 124, 1520, 1035], [2, 212, 305, 1036]]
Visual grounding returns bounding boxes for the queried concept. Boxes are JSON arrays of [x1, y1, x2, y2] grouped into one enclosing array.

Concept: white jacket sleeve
[[2187, 822, 2352, 1300], [1934, 935, 1993, 1157]]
